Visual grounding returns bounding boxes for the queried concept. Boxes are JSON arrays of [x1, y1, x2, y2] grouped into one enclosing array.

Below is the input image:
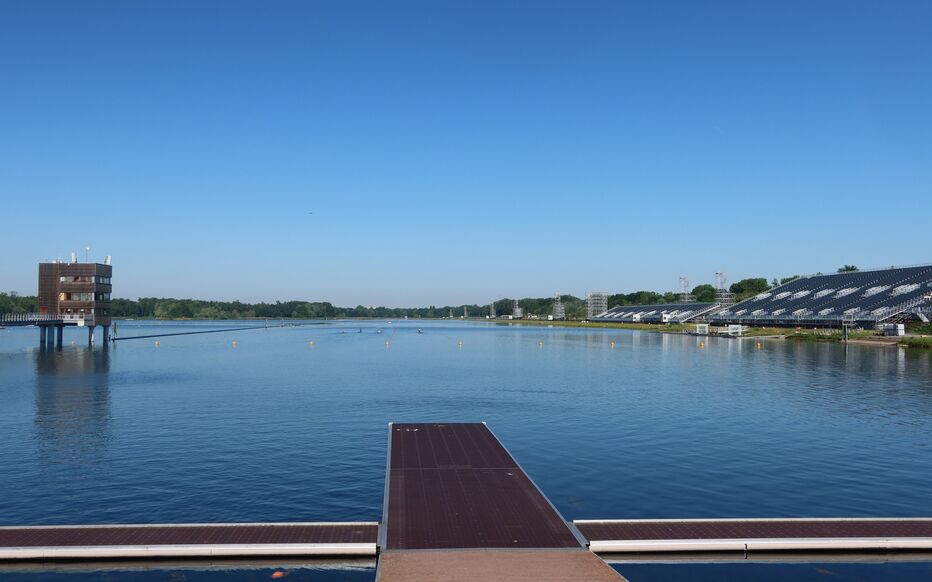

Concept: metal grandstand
[[592, 302, 720, 324], [710, 264, 932, 327]]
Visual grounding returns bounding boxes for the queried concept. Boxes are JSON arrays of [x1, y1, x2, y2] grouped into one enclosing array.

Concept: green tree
[[690, 284, 716, 303], [838, 265, 859, 272], [0, 292, 37, 314], [729, 278, 770, 300]]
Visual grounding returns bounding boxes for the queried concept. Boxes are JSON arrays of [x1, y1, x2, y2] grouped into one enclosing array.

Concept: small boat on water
[[417, 329, 423, 334]]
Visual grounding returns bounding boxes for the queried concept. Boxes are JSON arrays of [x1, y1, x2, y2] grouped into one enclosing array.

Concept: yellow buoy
[[386, 340, 390, 347], [232, 340, 237, 347], [309, 340, 315, 347], [756, 342, 762, 349], [458, 340, 463, 348], [538, 340, 543, 347], [699, 342, 705, 349], [155, 341, 160, 347], [610, 340, 615, 348]]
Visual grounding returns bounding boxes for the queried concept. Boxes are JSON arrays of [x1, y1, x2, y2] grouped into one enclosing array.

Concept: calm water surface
[[1, 320, 931, 580]]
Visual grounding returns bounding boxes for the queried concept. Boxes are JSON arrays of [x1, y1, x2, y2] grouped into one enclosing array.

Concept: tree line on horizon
[[0, 266, 859, 320]]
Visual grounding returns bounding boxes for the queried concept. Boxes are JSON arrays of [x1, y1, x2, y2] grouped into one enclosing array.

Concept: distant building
[[490, 302, 496, 318], [552, 294, 565, 320], [512, 299, 524, 319], [586, 292, 608, 319], [38, 256, 113, 342]]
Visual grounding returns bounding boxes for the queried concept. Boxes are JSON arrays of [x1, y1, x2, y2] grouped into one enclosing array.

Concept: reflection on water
[[33, 347, 111, 459]]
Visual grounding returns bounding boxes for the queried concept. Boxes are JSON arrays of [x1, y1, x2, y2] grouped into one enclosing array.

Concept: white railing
[[0, 313, 62, 324], [0, 313, 95, 325]]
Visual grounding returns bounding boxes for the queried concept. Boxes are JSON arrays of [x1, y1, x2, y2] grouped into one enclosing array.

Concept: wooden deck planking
[[378, 549, 626, 582]]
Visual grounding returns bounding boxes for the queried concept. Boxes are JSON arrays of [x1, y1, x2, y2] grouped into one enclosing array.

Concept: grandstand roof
[[710, 264, 932, 326]]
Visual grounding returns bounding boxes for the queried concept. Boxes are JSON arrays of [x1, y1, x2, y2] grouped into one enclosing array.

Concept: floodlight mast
[[714, 271, 735, 306], [679, 276, 695, 303]]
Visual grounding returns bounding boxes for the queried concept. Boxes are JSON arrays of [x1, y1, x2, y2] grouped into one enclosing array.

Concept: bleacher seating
[[710, 265, 932, 326], [591, 302, 719, 324]]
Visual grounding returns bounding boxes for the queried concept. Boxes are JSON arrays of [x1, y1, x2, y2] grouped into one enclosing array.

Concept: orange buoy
[[271, 571, 289, 579]]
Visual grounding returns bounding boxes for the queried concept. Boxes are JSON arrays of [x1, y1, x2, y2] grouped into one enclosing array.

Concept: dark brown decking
[[384, 422, 582, 550], [576, 519, 932, 553], [0, 523, 377, 547], [0, 523, 378, 559]]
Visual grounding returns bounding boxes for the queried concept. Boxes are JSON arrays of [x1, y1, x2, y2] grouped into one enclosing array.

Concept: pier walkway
[[376, 422, 623, 581]]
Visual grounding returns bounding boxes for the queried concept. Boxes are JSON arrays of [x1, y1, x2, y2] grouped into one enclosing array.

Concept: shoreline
[[485, 318, 929, 348], [101, 316, 930, 349]]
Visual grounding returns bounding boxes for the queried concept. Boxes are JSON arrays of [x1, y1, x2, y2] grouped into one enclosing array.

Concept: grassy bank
[[907, 322, 932, 335], [490, 319, 690, 332], [488, 318, 902, 343], [784, 330, 880, 343], [899, 336, 932, 349], [491, 319, 786, 336]]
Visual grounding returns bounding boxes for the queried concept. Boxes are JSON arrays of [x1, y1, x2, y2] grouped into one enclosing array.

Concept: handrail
[[0, 313, 95, 324]]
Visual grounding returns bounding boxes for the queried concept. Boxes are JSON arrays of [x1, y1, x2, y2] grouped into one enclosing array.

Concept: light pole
[[85, 247, 90, 263]]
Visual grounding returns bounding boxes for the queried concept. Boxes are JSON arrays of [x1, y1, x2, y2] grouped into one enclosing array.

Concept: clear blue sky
[[2, 1, 930, 306]]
